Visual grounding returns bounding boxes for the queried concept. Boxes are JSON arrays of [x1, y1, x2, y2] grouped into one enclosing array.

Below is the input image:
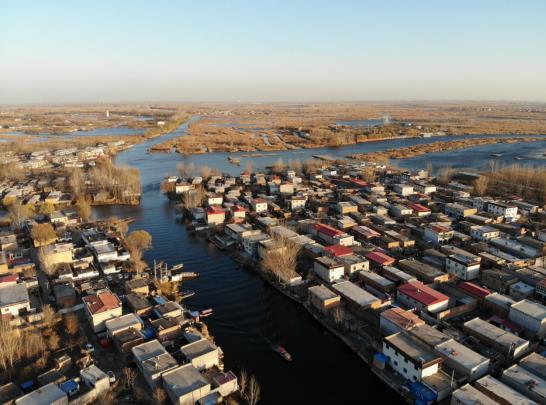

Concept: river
[[93, 119, 546, 404]]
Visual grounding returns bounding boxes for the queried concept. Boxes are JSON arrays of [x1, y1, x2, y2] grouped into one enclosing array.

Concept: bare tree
[[289, 159, 302, 173], [243, 161, 255, 174], [31, 223, 57, 247], [247, 375, 261, 405], [75, 199, 92, 222], [126, 230, 152, 277], [182, 185, 204, 209], [360, 168, 376, 183], [64, 313, 79, 339], [96, 390, 115, 405], [41, 305, 59, 329], [123, 367, 137, 389], [271, 158, 285, 175], [473, 176, 489, 196], [7, 200, 33, 230], [261, 234, 301, 283], [436, 166, 454, 185], [178, 162, 195, 178], [332, 306, 344, 329], [200, 165, 212, 179], [152, 387, 167, 405], [68, 167, 85, 198], [239, 369, 248, 395]]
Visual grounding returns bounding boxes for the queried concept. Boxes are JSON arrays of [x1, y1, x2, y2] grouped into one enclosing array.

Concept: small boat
[[199, 308, 213, 317], [179, 271, 199, 280], [514, 156, 523, 160], [490, 153, 502, 157], [273, 345, 292, 362], [227, 156, 241, 165], [180, 290, 195, 299]]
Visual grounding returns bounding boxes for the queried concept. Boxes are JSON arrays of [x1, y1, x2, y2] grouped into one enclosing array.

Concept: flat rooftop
[[331, 281, 379, 308], [502, 365, 546, 401], [519, 352, 546, 381], [181, 338, 217, 360], [464, 317, 529, 351], [384, 332, 441, 366], [162, 364, 210, 398], [15, 383, 66, 405], [511, 299, 546, 320], [435, 339, 489, 371], [452, 384, 498, 405], [308, 285, 339, 302], [132, 339, 167, 363], [476, 375, 536, 405]]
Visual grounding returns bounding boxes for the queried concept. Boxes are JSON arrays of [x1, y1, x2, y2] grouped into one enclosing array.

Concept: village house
[[382, 332, 442, 382], [0, 282, 30, 318], [397, 281, 449, 313], [181, 338, 220, 371], [424, 223, 454, 246], [162, 364, 211, 405], [470, 225, 500, 241], [251, 198, 268, 213], [445, 253, 481, 281], [313, 256, 345, 283], [308, 285, 341, 314], [82, 290, 123, 332], [205, 206, 225, 225]]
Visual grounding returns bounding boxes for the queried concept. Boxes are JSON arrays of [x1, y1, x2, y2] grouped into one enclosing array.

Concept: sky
[[1, 0, 545, 104]]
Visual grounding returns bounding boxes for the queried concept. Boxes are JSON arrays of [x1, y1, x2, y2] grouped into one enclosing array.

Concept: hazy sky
[[1, 0, 545, 104]]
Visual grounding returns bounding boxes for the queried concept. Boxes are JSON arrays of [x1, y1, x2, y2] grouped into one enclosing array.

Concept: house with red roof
[[397, 281, 449, 313], [251, 198, 268, 213], [365, 251, 396, 269], [323, 245, 353, 258], [82, 290, 122, 332], [458, 282, 491, 301], [230, 205, 246, 222], [313, 223, 354, 246], [424, 223, 454, 246], [410, 203, 431, 217], [205, 206, 225, 225]]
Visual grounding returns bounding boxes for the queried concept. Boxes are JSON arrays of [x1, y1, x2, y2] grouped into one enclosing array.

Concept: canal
[[93, 120, 546, 404]]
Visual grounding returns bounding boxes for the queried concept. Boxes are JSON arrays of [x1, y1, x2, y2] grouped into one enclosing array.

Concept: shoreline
[[147, 132, 546, 157]]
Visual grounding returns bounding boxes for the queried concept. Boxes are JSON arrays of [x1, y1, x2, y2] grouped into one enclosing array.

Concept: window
[[394, 361, 398, 366], [403, 368, 407, 373]]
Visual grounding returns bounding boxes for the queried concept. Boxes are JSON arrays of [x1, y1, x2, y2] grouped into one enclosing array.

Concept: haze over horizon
[[1, 0, 545, 104]]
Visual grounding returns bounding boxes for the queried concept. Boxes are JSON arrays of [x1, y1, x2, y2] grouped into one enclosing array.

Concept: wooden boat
[[179, 271, 199, 280], [227, 156, 241, 165], [180, 290, 195, 299], [199, 308, 213, 317], [273, 345, 292, 362]]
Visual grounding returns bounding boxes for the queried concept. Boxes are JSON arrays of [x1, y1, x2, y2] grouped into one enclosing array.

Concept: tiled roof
[[323, 245, 353, 257], [83, 291, 121, 315], [365, 251, 395, 265], [398, 281, 448, 306], [314, 223, 343, 238]]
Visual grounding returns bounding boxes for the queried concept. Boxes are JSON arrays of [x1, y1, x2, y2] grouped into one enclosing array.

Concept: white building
[[0, 283, 30, 318], [393, 184, 414, 196], [313, 257, 345, 283], [251, 198, 268, 213], [470, 225, 500, 241], [434, 339, 490, 382], [509, 299, 546, 338], [445, 254, 481, 281], [382, 333, 442, 382], [424, 224, 453, 246], [487, 201, 518, 221]]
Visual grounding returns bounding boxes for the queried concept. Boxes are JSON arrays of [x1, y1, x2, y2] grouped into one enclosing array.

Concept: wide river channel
[[93, 120, 546, 404]]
